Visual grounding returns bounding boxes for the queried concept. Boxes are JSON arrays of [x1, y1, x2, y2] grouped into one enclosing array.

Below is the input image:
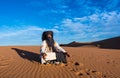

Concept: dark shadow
[[11, 48, 40, 63]]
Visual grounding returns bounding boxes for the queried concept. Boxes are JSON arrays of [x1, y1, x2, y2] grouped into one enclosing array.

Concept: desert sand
[[0, 46, 120, 78]]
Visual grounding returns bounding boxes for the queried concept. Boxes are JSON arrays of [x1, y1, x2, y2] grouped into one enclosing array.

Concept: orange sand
[[0, 46, 120, 78]]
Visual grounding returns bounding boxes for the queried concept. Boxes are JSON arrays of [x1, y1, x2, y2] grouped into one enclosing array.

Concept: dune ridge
[[61, 36, 120, 49]]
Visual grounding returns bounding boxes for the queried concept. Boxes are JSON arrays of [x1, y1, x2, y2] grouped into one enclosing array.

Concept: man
[[40, 31, 70, 64]]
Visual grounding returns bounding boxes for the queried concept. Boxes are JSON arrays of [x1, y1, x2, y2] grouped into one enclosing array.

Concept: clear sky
[[0, 0, 120, 46]]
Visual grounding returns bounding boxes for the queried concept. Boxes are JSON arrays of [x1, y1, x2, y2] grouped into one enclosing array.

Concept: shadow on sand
[[11, 48, 40, 63]]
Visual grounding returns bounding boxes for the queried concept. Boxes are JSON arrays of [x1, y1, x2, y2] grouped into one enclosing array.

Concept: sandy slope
[[0, 46, 120, 78]]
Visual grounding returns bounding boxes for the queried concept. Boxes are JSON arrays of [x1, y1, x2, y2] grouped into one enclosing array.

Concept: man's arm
[[55, 41, 70, 57], [54, 41, 66, 52], [40, 40, 47, 59], [40, 40, 47, 53]]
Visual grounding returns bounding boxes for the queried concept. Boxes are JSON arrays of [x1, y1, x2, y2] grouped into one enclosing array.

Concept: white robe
[[40, 40, 66, 64], [40, 40, 66, 53]]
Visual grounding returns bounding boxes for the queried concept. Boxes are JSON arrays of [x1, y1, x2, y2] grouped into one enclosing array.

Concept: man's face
[[47, 34, 52, 38]]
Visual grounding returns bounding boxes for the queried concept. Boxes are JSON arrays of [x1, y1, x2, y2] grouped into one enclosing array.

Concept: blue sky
[[0, 0, 120, 45]]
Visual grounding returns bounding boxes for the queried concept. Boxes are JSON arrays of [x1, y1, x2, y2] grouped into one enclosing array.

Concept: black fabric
[[46, 37, 55, 51], [46, 38, 54, 47], [56, 52, 67, 63]]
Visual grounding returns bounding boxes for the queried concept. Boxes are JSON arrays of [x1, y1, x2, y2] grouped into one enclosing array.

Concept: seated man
[[40, 31, 70, 64]]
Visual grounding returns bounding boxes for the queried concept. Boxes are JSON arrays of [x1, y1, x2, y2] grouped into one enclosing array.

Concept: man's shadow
[[11, 48, 40, 63]]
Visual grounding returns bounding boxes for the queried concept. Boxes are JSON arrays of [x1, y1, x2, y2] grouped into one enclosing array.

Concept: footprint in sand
[[79, 70, 104, 78], [68, 61, 104, 78], [75, 69, 103, 78], [74, 62, 80, 66]]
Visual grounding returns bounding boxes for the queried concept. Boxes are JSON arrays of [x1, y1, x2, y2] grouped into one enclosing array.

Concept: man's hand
[[65, 52, 70, 57], [41, 53, 47, 59]]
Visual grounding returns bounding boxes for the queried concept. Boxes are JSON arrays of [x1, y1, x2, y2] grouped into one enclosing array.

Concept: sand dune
[[61, 36, 120, 49], [0, 46, 120, 78], [93, 36, 120, 49]]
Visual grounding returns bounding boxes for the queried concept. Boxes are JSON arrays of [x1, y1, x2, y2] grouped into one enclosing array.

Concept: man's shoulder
[[42, 40, 47, 44]]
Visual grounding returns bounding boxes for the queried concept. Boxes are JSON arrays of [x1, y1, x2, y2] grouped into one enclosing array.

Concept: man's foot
[[55, 62, 60, 65]]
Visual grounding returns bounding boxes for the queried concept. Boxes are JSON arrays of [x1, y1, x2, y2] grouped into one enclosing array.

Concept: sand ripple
[[0, 46, 120, 78]]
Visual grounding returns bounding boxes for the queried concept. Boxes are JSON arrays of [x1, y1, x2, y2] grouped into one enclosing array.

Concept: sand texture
[[0, 46, 120, 78]]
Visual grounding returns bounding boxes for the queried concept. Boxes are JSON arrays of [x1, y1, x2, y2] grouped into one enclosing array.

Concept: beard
[[46, 37, 59, 52], [46, 37, 54, 47]]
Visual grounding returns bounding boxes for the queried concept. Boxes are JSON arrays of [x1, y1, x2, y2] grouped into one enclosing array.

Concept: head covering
[[42, 31, 53, 41]]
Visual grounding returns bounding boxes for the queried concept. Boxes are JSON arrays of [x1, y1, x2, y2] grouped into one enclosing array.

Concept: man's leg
[[56, 52, 67, 63]]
